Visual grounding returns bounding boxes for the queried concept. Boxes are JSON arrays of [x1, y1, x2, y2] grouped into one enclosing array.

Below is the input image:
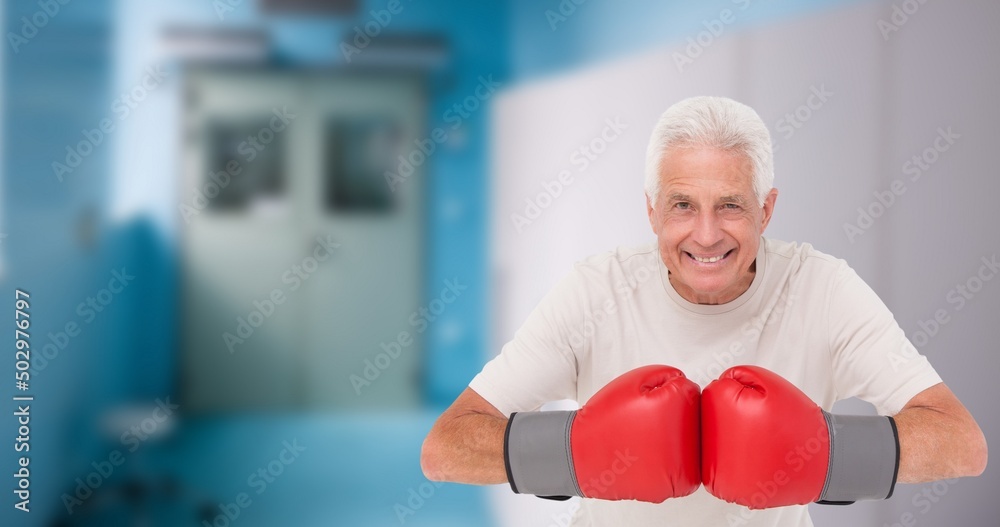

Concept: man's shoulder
[[557, 242, 661, 294], [764, 237, 848, 275], [761, 238, 861, 297]]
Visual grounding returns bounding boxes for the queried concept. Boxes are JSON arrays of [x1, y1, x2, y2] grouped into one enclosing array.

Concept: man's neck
[[668, 260, 756, 305]]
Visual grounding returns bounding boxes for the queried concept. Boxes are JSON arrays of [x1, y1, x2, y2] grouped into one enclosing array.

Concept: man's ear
[[759, 188, 779, 233], [646, 194, 657, 233]]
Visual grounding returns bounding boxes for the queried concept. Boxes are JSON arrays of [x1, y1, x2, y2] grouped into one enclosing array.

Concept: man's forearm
[[421, 412, 509, 485], [894, 405, 988, 483]]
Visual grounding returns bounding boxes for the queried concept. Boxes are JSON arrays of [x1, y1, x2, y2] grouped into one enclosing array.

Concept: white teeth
[[691, 253, 724, 263]]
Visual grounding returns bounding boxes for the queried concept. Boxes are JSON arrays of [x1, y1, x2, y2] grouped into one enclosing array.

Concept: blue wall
[[509, 0, 873, 80], [4, 0, 129, 522], [2, 2, 178, 522]]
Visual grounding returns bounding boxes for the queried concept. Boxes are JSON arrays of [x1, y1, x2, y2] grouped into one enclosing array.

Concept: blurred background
[[1, 0, 998, 525]]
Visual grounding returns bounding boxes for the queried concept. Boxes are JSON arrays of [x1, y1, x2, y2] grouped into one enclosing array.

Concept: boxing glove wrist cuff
[[818, 411, 900, 504], [504, 411, 581, 499]]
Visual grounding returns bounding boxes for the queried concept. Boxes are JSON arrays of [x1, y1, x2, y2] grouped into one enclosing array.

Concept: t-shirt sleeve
[[827, 263, 943, 416], [468, 265, 589, 417]]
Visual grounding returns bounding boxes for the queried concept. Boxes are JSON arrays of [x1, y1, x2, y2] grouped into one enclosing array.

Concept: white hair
[[644, 96, 773, 207]]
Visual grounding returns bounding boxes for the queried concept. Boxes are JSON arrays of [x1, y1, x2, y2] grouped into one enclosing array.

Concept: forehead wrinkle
[[664, 191, 751, 205]]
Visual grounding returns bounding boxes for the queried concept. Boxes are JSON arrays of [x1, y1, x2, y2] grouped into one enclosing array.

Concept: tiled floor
[[55, 411, 493, 526]]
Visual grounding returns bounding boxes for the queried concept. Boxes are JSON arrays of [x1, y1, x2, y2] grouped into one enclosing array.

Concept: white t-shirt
[[469, 237, 942, 527]]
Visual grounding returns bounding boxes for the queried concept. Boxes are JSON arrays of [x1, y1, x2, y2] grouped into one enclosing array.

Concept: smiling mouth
[[686, 249, 734, 264]]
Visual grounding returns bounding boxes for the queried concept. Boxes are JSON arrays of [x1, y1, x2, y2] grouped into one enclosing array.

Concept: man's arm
[[421, 387, 508, 485], [893, 382, 988, 483]]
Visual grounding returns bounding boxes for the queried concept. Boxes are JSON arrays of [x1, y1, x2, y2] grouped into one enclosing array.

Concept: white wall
[[490, 0, 1000, 524]]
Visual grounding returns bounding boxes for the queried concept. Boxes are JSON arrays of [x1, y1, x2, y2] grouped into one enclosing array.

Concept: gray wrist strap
[[818, 411, 900, 504], [504, 411, 581, 499]]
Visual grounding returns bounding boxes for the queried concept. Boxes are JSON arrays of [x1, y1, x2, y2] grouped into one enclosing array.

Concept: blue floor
[[174, 412, 492, 527], [53, 411, 493, 527]]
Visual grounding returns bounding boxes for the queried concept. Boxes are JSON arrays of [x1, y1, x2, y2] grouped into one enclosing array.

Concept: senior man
[[420, 96, 987, 526]]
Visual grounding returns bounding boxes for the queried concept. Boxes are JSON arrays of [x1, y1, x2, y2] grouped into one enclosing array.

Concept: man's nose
[[692, 210, 724, 248]]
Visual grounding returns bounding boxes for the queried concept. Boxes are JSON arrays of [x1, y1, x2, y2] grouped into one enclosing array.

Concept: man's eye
[[675, 202, 691, 210], [723, 203, 741, 210]]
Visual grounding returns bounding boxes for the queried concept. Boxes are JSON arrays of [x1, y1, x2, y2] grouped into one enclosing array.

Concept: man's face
[[646, 146, 777, 305]]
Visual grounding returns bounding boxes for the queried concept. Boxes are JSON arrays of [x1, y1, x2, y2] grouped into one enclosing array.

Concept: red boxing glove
[[505, 365, 701, 502], [702, 366, 899, 509]]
